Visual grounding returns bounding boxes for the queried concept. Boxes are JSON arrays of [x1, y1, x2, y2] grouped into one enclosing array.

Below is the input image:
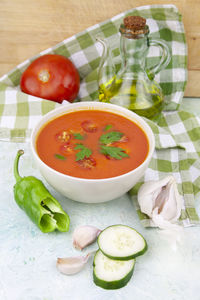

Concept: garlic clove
[[57, 253, 90, 275], [73, 225, 101, 250], [160, 178, 182, 222], [138, 176, 183, 229]]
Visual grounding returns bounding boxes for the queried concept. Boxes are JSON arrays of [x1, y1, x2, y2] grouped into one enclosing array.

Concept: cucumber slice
[[97, 225, 147, 260], [93, 250, 135, 290]]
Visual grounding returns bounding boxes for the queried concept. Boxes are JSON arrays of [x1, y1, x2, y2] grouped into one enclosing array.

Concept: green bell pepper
[[14, 150, 70, 233]]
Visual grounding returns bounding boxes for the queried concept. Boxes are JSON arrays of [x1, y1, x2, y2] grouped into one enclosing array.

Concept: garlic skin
[[73, 225, 101, 250], [138, 176, 183, 229], [57, 253, 90, 275]]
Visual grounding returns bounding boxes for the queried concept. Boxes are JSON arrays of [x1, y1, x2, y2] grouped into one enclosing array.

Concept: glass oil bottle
[[97, 16, 171, 120]]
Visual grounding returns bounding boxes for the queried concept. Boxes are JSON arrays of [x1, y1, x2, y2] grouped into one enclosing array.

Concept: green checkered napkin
[[130, 111, 200, 227], [0, 4, 198, 226], [0, 4, 187, 141]]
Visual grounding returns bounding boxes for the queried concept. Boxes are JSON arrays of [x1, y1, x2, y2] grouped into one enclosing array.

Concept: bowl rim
[[30, 101, 155, 183]]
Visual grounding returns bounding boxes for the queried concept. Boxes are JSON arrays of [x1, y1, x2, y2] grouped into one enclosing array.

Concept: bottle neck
[[119, 32, 149, 76]]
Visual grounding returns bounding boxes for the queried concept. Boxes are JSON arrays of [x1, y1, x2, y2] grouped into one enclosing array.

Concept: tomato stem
[[38, 70, 50, 83]]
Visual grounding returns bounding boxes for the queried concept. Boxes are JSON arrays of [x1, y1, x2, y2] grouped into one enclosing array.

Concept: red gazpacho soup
[[36, 110, 149, 179]]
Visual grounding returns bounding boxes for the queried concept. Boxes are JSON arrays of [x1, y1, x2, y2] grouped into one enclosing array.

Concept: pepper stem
[[14, 150, 24, 182]]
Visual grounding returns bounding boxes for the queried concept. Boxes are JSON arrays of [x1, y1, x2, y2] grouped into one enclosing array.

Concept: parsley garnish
[[74, 143, 92, 161], [104, 124, 113, 131], [100, 145, 129, 160], [54, 154, 66, 161], [73, 133, 84, 140], [100, 131, 124, 145]]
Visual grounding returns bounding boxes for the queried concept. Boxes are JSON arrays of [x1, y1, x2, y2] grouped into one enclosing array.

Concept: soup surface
[[36, 110, 149, 179]]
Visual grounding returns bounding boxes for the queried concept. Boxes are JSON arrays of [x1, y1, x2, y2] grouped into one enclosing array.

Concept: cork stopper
[[124, 16, 146, 30], [120, 16, 149, 37]]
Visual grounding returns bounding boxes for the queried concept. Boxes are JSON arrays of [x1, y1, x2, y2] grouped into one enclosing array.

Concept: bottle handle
[[146, 38, 171, 79]]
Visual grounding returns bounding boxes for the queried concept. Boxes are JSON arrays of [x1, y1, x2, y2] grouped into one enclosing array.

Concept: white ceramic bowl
[[31, 102, 155, 203]]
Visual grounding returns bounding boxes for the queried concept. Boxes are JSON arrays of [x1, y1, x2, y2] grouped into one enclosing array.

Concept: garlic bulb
[[57, 253, 90, 275], [138, 176, 183, 229], [73, 225, 101, 250]]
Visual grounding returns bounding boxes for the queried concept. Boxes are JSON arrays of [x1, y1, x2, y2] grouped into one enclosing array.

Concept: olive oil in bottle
[[99, 76, 164, 120]]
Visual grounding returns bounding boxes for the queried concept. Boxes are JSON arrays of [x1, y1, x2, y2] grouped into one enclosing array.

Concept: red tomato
[[81, 120, 98, 133], [20, 54, 80, 103]]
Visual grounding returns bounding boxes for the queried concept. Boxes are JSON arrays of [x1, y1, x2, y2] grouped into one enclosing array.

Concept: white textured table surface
[[0, 98, 200, 300]]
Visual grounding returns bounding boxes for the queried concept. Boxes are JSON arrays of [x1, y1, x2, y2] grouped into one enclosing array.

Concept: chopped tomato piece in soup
[[56, 131, 71, 143], [60, 143, 74, 155], [81, 120, 98, 133], [119, 135, 129, 143], [77, 157, 96, 169]]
